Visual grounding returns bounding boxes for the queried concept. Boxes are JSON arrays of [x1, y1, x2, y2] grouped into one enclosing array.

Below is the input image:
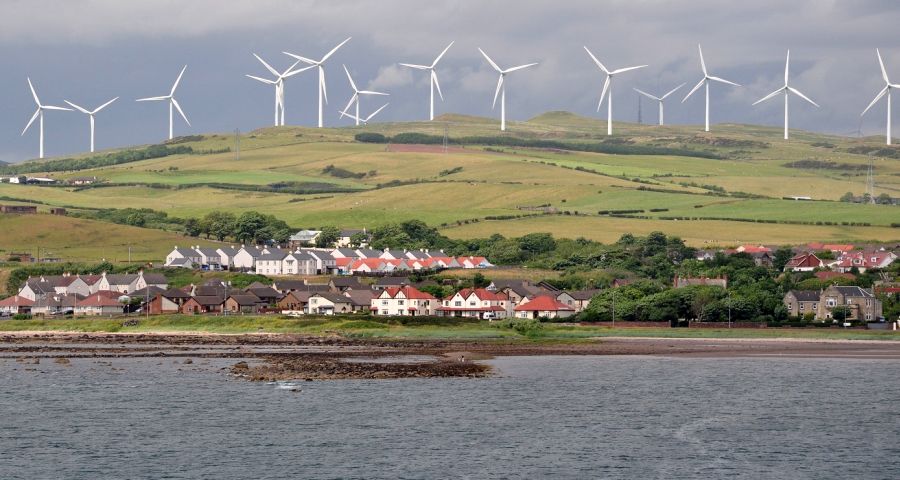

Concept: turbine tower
[[64, 97, 119, 153], [246, 54, 314, 126], [136, 65, 190, 140], [341, 65, 389, 126], [752, 51, 819, 140], [478, 48, 538, 131], [284, 37, 352, 128], [583, 46, 647, 135], [861, 48, 900, 145], [633, 84, 685, 126], [21, 78, 72, 159], [399, 41, 454, 121], [682, 45, 741, 132], [339, 103, 389, 126]]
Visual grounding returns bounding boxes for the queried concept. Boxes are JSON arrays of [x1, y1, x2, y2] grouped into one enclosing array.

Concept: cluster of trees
[[839, 191, 895, 205], [76, 208, 183, 230], [183, 211, 292, 245], [0, 145, 192, 175]]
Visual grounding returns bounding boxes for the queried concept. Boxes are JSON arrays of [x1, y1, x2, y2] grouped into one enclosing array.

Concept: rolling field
[[1, 111, 898, 247]]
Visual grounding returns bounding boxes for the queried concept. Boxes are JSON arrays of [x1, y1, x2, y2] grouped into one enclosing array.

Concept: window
[[799, 303, 804, 310], [866, 313, 872, 320], [469, 301, 477, 306], [398, 300, 405, 306], [826, 299, 836, 307], [454, 301, 462, 307], [381, 300, 388, 306]]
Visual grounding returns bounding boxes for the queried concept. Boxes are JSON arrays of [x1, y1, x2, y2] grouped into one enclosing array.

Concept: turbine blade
[[698, 44, 707, 76], [321, 37, 351, 63], [708, 75, 741, 87], [432, 41, 454, 67], [787, 86, 819, 107], [633, 88, 660, 101], [282, 64, 315, 78], [492, 75, 504, 109], [246, 75, 277, 84], [359, 90, 389, 96], [136, 96, 169, 102], [343, 64, 358, 92], [93, 97, 119, 113], [366, 103, 388, 121], [339, 109, 360, 122], [611, 65, 647, 75], [661, 82, 686, 99], [22, 108, 40, 135], [784, 49, 790, 85], [682, 78, 706, 102], [320, 68, 328, 104], [877, 48, 889, 84], [502, 63, 538, 73], [342, 93, 357, 116], [42, 105, 72, 111], [598, 76, 610, 111], [862, 85, 889, 116], [583, 46, 609, 74], [27, 77, 40, 106], [432, 70, 444, 101], [399, 63, 429, 70], [283, 52, 317, 64], [170, 65, 187, 96], [253, 53, 280, 77], [65, 101, 90, 114], [752, 88, 784, 106], [172, 98, 190, 126], [478, 48, 502, 72]]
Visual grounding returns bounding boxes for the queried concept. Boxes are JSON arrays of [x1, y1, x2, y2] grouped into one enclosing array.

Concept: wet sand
[[2, 332, 899, 380]]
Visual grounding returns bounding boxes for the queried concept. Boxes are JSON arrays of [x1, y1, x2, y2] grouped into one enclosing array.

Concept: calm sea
[[1, 355, 898, 479]]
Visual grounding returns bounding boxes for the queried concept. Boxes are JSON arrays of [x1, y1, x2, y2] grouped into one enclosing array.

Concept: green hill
[[1, 112, 898, 247]]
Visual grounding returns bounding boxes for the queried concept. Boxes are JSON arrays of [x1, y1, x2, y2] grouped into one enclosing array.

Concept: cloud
[[367, 65, 413, 91]]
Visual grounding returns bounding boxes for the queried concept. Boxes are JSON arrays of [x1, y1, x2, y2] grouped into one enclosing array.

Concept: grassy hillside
[[1, 111, 898, 247]]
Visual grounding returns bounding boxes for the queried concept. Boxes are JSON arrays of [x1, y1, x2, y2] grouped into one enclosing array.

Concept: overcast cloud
[[1, 0, 899, 162]]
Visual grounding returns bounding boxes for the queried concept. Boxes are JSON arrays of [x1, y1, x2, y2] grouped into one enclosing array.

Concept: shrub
[[354, 132, 387, 143], [491, 318, 544, 337]]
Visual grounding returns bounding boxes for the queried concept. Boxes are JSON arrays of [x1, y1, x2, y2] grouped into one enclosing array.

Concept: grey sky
[[2, 0, 899, 162]]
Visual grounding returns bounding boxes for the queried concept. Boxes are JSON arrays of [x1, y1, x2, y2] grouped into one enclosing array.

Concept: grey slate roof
[[830, 286, 874, 298], [790, 290, 821, 302]]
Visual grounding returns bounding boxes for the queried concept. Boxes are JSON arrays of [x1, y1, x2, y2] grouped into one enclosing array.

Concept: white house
[[436, 288, 512, 319], [165, 246, 201, 267], [371, 286, 437, 316], [233, 246, 263, 270], [216, 246, 240, 269]]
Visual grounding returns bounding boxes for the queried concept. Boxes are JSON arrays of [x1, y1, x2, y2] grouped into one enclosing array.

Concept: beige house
[[817, 286, 882, 322], [783, 290, 820, 318]]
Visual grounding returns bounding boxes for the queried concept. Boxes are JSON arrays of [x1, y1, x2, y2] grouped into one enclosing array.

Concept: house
[[371, 286, 437, 316], [305, 250, 337, 274], [784, 252, 824, 272], [289, 229, 321, 247], [69, 176, 97, 185], [49, 208, 67, 216], [343, 289, 375, 313], [0, 296, 34, 315], [224, 293, 265, 314], [374, 277, 411, 290], [232, 245, 263, 270], [558, 289, 600, 313], [165, 246, 202, 267], [735, 244, 772, 254], [673, 275, 727, 289], [284, 251, 317, 275], [307, 292, 354, 315], [355, 248, 382, 259], [194, 247, 222, 270], [245, 286, 281, 305], [75, 293, 124, 316], [277, 291, 311, 313], [379, 248, 407, 260], [437, 288, 512, 319], [30, 293, 79, 316], [181, 295, 225, 314], [807, 243, 854, 254], [329, 277, 363, 292], [783, 290, 820, 318], [330, 248, 362, 259], [166, 257, 194, 269], [272, 280, 308, 294], [336, 229, 369, 248], [831, 250, 897, 273], [216, 246, 241, 270], [0, 205, 38, 214], [513, 295, 575, 319], [255, 248, 288, 275], [817, 286, 882, 322], [147, 289, 192, 315], [489, 280, 554, 305], [695, 249, 717, 261], [457, 256, 493, 269], [748, 251, 775, 268]]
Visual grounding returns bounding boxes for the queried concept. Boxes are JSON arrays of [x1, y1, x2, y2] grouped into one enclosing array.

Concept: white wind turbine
[[341, 65, 389, 126], [861, 48, 900, 145], [21, 78, 72, 159], [633, 84, 685, 126], [584, 47, 647, 135], [339, 103, 389, 126], [64, 97, 119, 153], [136, 65, 190, 140], [246, 54, 314, 126], [284, 37, 352, 128], [399, 41, 454, 121], [682, 45, 741, 132], [478, 48, 538, 131], [752, 51, 819, 140]]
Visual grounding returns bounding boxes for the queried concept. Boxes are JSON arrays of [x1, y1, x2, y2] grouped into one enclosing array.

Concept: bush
[[491, 318, 544, 337], [12, 313, 32, 320], [354, 132, 388, 143]]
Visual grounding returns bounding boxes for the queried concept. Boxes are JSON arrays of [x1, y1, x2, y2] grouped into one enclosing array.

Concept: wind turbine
[[64, 97, 118, 153], [246, 54, 314, 126], [399, 41, 454, 120], [633, 84, 685, 126], [341, 65, 389, 126], [136, 65, 190, 140], [478, 48, 538, 131], [861, 48, 900, 145], [682, 45, 741, 132], [284, 37, 352, 128], [584, 47, 647, 135], [339, 103, 389, 126], [752, 51, 819, 140], [21, 78, 72, 159]]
